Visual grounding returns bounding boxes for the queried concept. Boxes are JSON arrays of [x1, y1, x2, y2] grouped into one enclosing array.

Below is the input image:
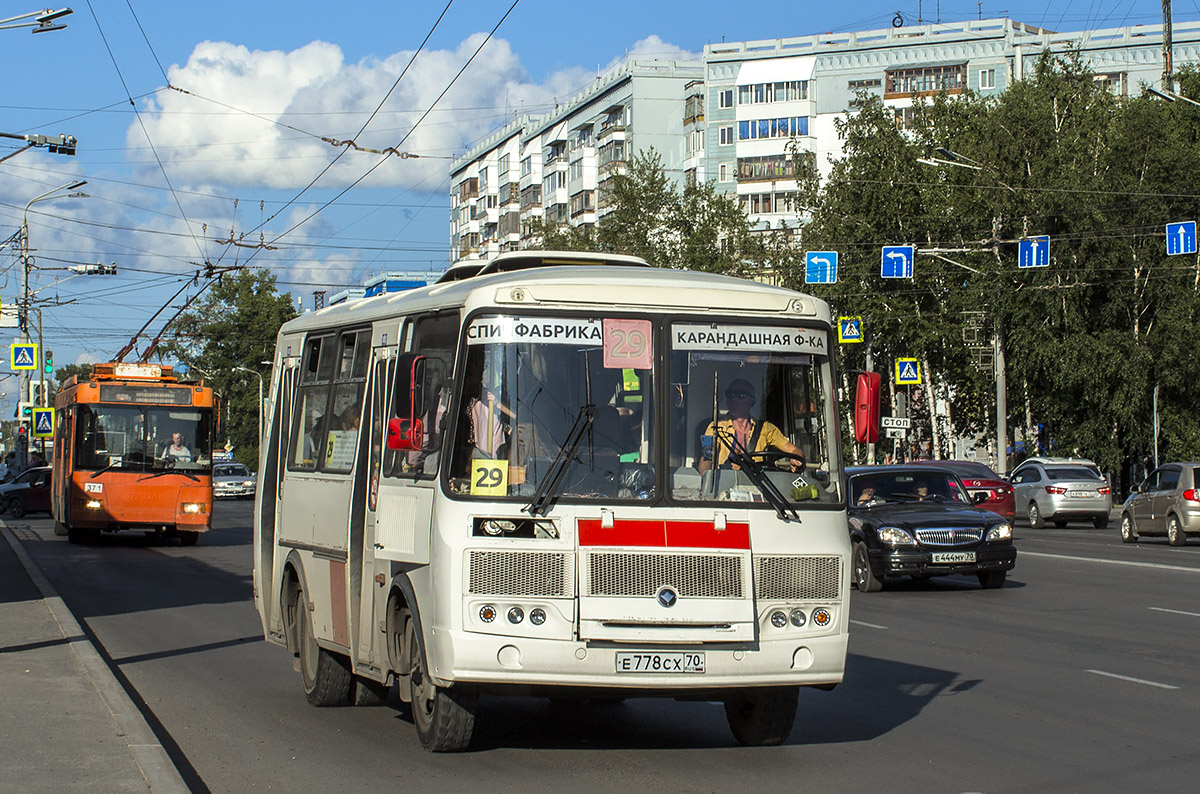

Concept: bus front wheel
[[723, 686, 798, 746], [406, 616, 476, 752], [296, 589, 351, 707]]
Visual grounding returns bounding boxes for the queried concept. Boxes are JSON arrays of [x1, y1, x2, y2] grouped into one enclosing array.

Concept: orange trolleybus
[[51, 361, 216, 544]]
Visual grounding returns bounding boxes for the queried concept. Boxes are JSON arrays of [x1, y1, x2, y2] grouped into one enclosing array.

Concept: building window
[[718, 88, 734, 109], [737, 81, 808, 105], [737, 155, 796, 182], [737, 116, 809, 140], [848, 78, 881, 89], [498, 154, 510, 175], [979, 68, 996, 90], [885, 64, 966, 96], [520, 156, 532, 177], [719, 163, 729, 182], [719, 125, 734, 146], [1094, 72, 1127, 96]]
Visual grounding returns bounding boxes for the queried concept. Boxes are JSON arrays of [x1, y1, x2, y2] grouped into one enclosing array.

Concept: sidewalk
[[0, 523, 186, 793]]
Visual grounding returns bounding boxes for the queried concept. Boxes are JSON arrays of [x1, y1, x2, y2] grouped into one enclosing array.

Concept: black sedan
[[847, 465, 1017, 591]]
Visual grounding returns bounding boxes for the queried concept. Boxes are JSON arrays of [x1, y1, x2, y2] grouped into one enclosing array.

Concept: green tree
[[163, 269, 296, 467]]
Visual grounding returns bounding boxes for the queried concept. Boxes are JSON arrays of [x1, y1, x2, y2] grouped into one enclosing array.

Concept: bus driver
[[162, 432, 193, 462], [698, 378, 804, 475]]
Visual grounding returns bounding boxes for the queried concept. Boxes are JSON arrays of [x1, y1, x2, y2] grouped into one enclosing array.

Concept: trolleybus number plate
[[931, 551, 976, 564], [615, 652, 705, 673]]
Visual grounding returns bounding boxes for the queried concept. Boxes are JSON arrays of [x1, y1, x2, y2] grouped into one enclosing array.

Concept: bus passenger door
[[258, 363, 296, 638], [353, 355, 391, 666]]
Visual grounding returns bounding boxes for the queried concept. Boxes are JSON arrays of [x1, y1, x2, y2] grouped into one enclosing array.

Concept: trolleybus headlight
[[507, 606, 524, 624], [181, 502, 205, 514], [529, 608, 546, 626], [86, 500, 102, 510], [789, 609, 807, 627], [770, 610, 788, 628], [812, 608, 832, 627], [479, 605, 497, 623]]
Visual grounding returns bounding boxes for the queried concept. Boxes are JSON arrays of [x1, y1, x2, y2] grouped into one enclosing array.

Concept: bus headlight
[[507, 606, 524, 624], [770, 610, 788, 628], [529, 608, 546, 626], [181, 502, 206, 514], [86, 500, 102, 510], [789, 609, 807, 627]]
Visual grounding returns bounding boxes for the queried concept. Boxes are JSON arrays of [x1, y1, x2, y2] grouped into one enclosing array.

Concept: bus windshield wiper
[[719, 427, 799, 521], [524, 404, 596, 516], [139, 468, 200, 482], [89, 462, 120, 479]]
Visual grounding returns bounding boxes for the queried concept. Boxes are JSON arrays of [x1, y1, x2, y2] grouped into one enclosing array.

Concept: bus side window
[[385, 312, 456, 478], [290, 334, 335, 470]]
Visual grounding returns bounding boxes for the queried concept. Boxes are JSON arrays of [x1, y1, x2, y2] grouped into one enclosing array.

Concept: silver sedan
[[1010, 462, 1112, 528]]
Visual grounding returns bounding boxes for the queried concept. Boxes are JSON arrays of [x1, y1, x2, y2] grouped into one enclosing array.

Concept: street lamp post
[[233, 366, 264, 447]]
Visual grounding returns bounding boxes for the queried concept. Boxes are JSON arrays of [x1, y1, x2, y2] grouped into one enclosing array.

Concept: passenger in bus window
[[697, 378, 804, 475], [460, 352, 512, 462], [162, 432, 193, 462], [303, 415, 326, 464]]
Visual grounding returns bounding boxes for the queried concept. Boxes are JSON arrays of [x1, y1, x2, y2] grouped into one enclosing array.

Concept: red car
[[911, 460, 1015, 521]]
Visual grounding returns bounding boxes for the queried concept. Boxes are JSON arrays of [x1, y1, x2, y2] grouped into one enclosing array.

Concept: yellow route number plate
[[470, 460, 508, 496]]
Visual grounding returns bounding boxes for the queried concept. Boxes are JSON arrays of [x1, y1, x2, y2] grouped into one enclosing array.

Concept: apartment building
[[449, 60, 704, 262], [450, 17, 1200, 260]]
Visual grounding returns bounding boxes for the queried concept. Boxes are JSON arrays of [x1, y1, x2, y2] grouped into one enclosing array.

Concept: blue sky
[[0, 0, 1195, 415]]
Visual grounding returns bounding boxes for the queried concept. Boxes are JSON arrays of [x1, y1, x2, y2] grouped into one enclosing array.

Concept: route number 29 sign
[[602, 319, 653, 370]]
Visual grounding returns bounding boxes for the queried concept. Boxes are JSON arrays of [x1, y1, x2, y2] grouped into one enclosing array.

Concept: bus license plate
[[615, 652, 706, 674], [931, 551, 976, 564]]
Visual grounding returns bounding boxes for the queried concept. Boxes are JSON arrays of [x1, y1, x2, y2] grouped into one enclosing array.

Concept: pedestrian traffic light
[[44, 350, 53, 374]]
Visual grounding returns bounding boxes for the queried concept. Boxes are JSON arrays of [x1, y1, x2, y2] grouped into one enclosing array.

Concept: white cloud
[[130, 33, 698, 191]]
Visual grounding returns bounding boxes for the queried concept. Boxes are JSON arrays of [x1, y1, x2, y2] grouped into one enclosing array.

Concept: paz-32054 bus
[[253, 252, 850, 751]]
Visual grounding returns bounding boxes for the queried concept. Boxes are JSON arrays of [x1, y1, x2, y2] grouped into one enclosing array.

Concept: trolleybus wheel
[[723, 686, 798, 746], [296, 589, 351, 707], [67, 523, 98, 545], [407, 617, 476, 751], [179, 531, 200, 547]]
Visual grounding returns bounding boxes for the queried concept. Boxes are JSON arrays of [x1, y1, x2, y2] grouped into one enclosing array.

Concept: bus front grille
[[467, 550, 572, 597], [754, 556, 843, 600], [584, 551, 746, 598]]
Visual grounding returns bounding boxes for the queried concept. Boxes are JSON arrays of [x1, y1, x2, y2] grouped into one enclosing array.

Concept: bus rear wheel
[[407, 617, 476, 752], [723, 686, 798, 746], [296, 589, 351, 706]]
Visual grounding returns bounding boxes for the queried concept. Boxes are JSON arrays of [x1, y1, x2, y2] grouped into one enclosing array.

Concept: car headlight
[[243, 480, 254, 487], [987, 523, 1013, 541], [877, 526, 916, 546]]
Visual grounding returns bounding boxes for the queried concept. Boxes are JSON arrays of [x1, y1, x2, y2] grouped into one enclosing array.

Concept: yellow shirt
[[703, 418, 789, 468]]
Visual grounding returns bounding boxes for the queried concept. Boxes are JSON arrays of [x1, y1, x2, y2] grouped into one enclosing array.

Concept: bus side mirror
[[387, 417, 424, 451], [387, 353, 426, 451], [853, 372, 881, 444]]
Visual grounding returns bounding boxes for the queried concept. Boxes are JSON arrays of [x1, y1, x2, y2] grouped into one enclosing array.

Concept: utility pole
[[1163, 0, 1174, 90]]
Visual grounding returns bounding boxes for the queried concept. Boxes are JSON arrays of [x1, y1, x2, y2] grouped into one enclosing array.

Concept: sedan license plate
[[615, 652, 705, 674], [931, 551, 976, 564], [1069, 491, 1093, 498]]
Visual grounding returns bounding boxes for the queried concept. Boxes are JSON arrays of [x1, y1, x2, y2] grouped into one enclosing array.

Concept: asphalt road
[[9, 502, 1200, 793]]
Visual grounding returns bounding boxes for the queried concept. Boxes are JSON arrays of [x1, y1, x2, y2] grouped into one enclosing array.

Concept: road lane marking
[[1085, 669, 1179, 690], [1148, 606, 1200, 618], [850, 619, 887, 629], [1020, 550, 1200, 573]]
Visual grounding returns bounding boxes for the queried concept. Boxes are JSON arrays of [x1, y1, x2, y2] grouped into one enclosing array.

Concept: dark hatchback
[[847, 465, 1017, 591]]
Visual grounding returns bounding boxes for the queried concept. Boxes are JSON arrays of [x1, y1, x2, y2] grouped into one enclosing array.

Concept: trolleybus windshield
[[74, 404, 213, 474], [447, 314, 655, 502]]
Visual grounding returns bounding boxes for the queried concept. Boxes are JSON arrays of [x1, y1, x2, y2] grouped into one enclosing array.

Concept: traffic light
[[18, 401, 33, 418], [44, 350, 53, 374], [853, 372, 881, 444]]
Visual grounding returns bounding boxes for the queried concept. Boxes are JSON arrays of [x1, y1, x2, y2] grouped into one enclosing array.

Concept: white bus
[[253, 251, 850, 751]]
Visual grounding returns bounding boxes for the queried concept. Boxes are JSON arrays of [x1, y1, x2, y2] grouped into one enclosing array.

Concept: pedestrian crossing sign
[[895, 358, 921, 385], [11, 343, 38, 371], [32, 407, 55, 438], [837, 317, 863, 343]]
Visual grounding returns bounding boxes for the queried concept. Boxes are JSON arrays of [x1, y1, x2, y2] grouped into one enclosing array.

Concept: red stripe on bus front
[[577, 519, 750, 549]]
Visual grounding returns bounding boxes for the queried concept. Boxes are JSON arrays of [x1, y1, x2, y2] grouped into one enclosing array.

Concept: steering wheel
[[162, 456, 176, 470], [747, 449, 806, 472]]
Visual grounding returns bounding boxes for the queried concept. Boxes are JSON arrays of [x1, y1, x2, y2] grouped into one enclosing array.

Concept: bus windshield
[[74, 405, 213, 473], [447, 314, 655, 501], [667, 321, 841, 506]]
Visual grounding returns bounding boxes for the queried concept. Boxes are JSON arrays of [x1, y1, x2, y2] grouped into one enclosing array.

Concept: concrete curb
[[1, 524, 191, 794]]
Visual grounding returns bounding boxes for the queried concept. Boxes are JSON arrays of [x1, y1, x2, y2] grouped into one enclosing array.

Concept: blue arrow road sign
[[1166, 221, 1197, 256], [804, 251, 838, 284], [881, 246, 914, 278], [32, 408, 55, 438], [10, 343, 37, 370], [1018, 235, 1050, 268]]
